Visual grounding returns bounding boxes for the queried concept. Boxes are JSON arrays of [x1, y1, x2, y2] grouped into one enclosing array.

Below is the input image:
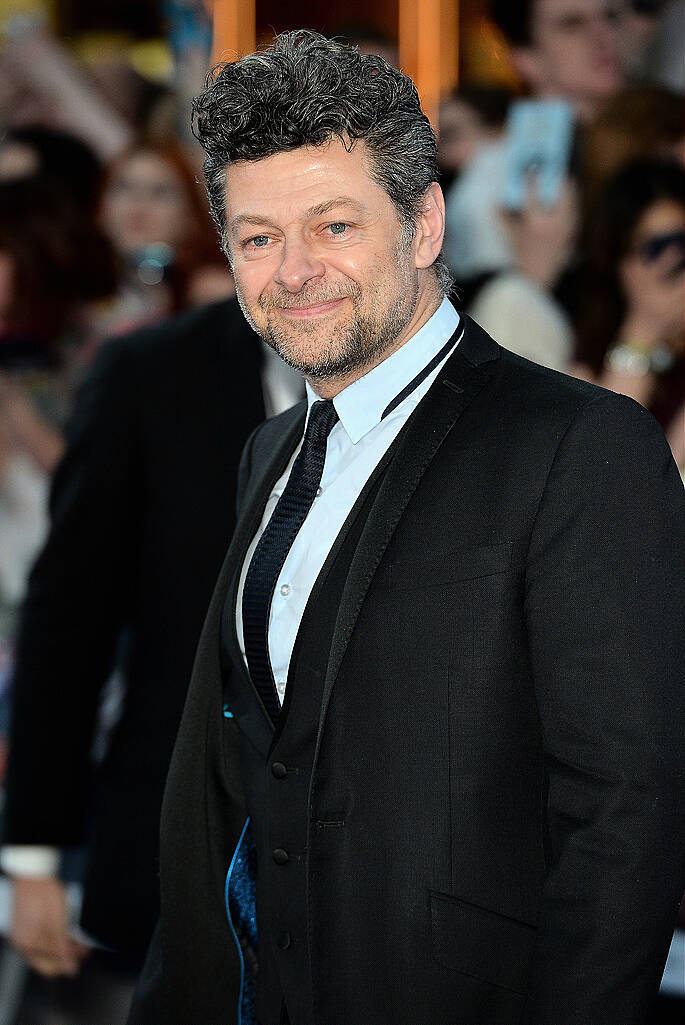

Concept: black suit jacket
[[132, 317, 685, 1023], [3, 298, 266, 954]]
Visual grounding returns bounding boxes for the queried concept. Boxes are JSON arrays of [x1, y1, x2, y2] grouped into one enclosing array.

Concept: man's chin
[[267, 340, 348, 381], [262, 297, 415, 383], [270, 334, 401, 385]]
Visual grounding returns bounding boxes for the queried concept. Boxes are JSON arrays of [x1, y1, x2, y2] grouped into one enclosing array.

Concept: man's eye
[[328, 222, 348, 235], [247, 235, 270, 248]]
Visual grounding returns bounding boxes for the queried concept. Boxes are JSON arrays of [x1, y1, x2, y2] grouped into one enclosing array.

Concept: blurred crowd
[[0, 1, 682, 1022], [0, 2, 235, 672], [438, 0, 684, 476]]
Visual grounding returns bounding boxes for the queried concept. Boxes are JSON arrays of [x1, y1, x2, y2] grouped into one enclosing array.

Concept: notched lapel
[[316, 317, 499, 738]]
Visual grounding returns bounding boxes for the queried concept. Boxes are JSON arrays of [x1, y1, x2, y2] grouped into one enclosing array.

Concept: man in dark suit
[[0, 297, 285, 976], [130, 31, 685, 1025]]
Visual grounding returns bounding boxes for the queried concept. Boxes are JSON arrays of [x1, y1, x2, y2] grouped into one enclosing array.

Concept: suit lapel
[[316, 315, 500, 737]]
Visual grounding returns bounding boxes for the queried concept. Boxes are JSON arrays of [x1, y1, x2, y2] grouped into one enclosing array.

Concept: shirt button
[[273, 848, 289, 865], [271, 761, 287, 779], [276, 930, 291, 950], [280, 584, 291, 597], [316, 486, 323, 497]]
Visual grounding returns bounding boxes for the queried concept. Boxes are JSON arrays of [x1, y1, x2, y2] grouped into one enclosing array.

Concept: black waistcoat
[[221, 451, 392, 1025]]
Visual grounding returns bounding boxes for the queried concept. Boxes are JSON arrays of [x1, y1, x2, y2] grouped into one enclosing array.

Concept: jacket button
[[273, 847, 289, 865], [271, 761, 287, 779], [276, 930, 291, 950]]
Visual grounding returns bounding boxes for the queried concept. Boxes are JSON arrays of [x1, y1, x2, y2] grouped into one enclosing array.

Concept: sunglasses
[[636, 230, 685, 276]]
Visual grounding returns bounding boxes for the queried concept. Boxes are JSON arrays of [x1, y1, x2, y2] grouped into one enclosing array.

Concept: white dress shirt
[[236, 297, 462, 704]]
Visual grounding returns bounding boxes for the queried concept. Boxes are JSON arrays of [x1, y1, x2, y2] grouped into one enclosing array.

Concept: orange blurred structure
[[211, 0, 460, 127]]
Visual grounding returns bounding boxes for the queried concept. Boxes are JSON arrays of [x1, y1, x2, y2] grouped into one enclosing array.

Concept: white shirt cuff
[[0, 845, 61, 877]]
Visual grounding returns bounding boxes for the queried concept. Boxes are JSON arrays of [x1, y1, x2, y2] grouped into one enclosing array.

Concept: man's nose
[[274, 239, 325, 292]]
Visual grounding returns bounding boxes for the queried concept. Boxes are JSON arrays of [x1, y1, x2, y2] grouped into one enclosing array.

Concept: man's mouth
[[276, 298, 346, 318]]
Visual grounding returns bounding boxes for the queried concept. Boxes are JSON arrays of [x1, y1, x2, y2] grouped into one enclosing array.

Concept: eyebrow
[[229, 196, 370, 234]]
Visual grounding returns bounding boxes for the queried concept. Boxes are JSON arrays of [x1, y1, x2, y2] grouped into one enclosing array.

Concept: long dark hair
[[576, 158, 685, 368], [1, 124, 102, 214], [0, 178, 116, 347], [575, 158, 685, 426], [97, 138, 223, 310]]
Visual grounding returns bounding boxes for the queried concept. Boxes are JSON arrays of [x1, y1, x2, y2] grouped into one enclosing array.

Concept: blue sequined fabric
[[225, 819, 258, 1025]]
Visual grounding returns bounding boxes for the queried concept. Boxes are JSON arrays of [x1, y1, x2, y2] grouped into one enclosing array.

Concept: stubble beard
[[235, 255, 419, 383]]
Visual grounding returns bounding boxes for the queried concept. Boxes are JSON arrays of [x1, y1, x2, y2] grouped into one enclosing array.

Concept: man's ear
[[414, 183, 445, 271]]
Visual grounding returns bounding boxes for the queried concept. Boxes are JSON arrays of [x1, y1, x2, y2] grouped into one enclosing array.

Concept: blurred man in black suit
[[1, 297, 298, 983]]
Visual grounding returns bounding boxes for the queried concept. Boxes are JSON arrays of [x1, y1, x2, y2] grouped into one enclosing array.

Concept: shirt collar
[[305, 297, 460, 445]]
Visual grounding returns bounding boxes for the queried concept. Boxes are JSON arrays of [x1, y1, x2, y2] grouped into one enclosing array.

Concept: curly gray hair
[[192, 30, 453, 293]]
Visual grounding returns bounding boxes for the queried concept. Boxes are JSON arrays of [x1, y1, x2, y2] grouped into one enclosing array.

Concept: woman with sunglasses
[[572, 157, 685, 470]]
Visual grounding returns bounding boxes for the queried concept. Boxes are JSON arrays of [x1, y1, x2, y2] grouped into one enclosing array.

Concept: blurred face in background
[[99, 149, 193, 257], [620, 197, 685, 346], [515, 0, 625, 118]]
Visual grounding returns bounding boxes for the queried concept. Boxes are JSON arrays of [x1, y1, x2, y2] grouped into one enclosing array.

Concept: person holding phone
[[464, 99, 579, 371], [445, 0, 625, 287]]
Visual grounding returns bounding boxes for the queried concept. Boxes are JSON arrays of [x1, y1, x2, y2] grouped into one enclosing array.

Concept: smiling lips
[[277, 298, 346, 318]]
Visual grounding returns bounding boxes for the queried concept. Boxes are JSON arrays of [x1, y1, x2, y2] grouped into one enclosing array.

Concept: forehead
[[634, 198, 685, 238], [224, 138, 392, 227]]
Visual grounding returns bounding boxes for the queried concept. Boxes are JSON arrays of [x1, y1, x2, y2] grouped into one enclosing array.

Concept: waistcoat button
[[271, 761, 287, 779], [276, 930, 292, 950], [273, 847, 289, 865]]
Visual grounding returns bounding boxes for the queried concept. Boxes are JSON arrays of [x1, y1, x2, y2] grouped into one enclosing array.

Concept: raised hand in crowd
[[500, 176, 579, 290], [10, 875, 90, 979], [0, 17, 132, 161]]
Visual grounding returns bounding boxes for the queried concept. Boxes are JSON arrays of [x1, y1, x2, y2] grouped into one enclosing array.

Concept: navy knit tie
[[242, 399, 339, 723]]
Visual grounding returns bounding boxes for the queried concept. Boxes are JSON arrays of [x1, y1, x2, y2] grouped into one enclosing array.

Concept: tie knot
[[308, 399, 339, 439]]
